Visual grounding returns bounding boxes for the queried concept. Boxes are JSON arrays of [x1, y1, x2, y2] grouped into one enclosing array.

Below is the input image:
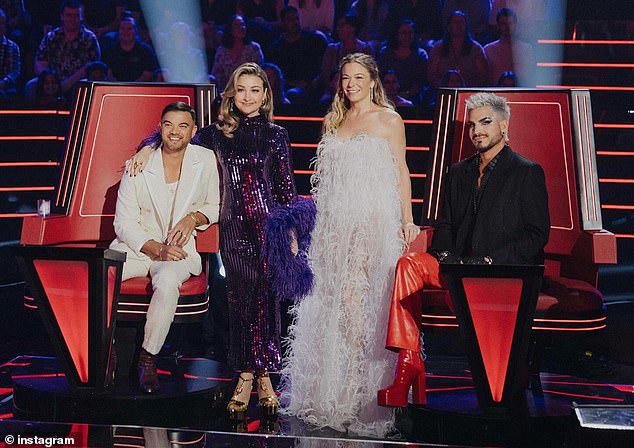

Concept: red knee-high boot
[[377, 349, 426, 407]]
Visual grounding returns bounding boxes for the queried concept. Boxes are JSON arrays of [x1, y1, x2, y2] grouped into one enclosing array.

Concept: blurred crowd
[[0, 0, 550, 110]]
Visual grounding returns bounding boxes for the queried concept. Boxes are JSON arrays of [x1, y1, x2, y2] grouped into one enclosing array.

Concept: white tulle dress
[[281, 134, 404, 437]]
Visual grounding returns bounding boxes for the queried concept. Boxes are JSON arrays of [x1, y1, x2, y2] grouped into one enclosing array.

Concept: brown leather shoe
[[137, 348, 159, 393]]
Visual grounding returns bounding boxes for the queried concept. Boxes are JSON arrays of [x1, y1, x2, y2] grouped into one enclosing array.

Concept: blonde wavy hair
[[323, 53, 393, 136], [216, 62, 274, 138]]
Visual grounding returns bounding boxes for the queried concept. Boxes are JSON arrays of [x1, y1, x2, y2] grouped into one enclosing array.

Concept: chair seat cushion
[[120, 272, 208, 296], [537, 275, 603, 314]]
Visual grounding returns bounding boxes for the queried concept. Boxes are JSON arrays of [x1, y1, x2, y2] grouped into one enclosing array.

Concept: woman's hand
[[401, 222, 420, 246], [290, 228, 298, 257], [126, 145, 154, 176]]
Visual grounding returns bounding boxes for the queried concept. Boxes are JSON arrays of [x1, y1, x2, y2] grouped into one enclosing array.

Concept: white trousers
[[122, 258, 191, 355]]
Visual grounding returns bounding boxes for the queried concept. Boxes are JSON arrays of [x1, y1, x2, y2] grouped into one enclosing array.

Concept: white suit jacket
[[109, 143, 220, 275]]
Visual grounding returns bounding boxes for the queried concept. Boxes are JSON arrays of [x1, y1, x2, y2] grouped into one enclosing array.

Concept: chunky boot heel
[[377, 349, 426, 407]]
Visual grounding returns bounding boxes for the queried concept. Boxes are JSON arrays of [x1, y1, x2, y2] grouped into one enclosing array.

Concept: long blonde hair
[[323, 53, 393, 136], [216, 62, 274, 138]]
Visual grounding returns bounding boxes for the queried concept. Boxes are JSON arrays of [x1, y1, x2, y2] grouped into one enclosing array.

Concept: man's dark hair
[[61, 0, 83, 14], [161, 101, 197, 123], [496, 7, 517, 24], [280, 6, 299, 20]]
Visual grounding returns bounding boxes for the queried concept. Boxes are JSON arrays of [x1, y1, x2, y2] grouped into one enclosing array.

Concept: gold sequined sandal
[[255, 371, 279, 418], [227, 372, 254, 420]]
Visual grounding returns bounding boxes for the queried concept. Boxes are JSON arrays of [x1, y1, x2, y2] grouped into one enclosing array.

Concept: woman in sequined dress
[[130, 63, 297, 419]]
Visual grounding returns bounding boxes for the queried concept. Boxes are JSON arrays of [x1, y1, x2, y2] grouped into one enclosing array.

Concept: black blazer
[[430, 145, 550, 264]]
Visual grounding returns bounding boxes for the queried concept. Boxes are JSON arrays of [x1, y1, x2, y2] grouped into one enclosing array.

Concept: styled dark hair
[[161, 101, 197, 123], [496, 7, 517, 24], [280, 5, 299, 20], [497, 71, 519, 86], [441, 11, 475, 57], [36, 69, 61, 96], [222, 14, 251, 48], [61, 0, 82, 14]]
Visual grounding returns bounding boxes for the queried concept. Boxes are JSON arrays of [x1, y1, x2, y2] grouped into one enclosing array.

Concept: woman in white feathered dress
[[281, 53, 420, 437]]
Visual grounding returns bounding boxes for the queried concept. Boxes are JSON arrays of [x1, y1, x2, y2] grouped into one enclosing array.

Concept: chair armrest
[[409, 226, 434, 253], [195, 223, 219, 253], [572, 230, 617, 264]]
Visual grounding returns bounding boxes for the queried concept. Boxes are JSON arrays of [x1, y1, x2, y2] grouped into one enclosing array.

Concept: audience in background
[[0, 0, 27, 45], [428, 10, 487, 88], [497, 70, 518, 87], [287, 0, 335, 34], [319, 13, 373, 105], [382, 69, 414, 107], [0, 7, 20, 98], [378, 19, 428, 103], [84, 60, 108, 81], [34, 0, 100, 94], [349, 0, 391, 46], [384, 0, 442, 45], [212, 14, 263, 89], [484, 8, 534, 87], [31, 68, 63, 107], [103, 16, 157, 82], [266, 5, 326, 104], [442, 0, 491, 42], [159, 21, 207, 83], [262, 61, 290, 105]]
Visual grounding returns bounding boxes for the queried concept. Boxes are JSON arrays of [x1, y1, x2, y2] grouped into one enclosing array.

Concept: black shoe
[[137, 348, 159, 393]]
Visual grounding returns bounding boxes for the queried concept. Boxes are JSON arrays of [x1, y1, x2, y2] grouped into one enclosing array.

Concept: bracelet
[[188, 212, 199, 226]]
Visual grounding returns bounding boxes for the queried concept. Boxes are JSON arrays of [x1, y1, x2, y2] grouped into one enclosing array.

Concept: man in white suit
[[110, 102, 220, 393]]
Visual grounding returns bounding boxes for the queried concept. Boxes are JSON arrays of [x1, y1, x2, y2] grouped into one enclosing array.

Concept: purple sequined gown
[[194, 114, 297, 371]]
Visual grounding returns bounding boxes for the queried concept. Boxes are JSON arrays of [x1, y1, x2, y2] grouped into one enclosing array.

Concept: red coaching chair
[[418, 88, 617, 335], [14, 82, 218, 390]]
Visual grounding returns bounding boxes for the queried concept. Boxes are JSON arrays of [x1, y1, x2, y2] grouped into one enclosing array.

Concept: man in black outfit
[[378, 91, 550, 407], [102, 16, 157, 82]]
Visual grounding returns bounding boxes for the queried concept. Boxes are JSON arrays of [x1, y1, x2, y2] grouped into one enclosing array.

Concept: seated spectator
[[484, 8, 535, 86], [0, 0, 27, 45], [159, 21, 208, 83], [203, 20, 223, 73], [318, 13, 373, 105], [266, 5, 326, 104], [420, 69, 465, 112], [384, 0, 442, 45], [378, 19, 428, 103], [84, 60, 109, 81], [287, 0, 334, 34], [348, 0, 391, 45], [428, 10, 487, 88], [382, 70, 414, 107], [497, 70, 518, 87], [262, 62, 290, 106], [103, 16, 157, 82], [34, 0, 101, 94], [0, 7, 20, 98], [237, 0, 282, 50], [211, 14, 263, 89], [31, 69, 64, 108], [440, 68, 466, 87], [442, 0, 491, 43]]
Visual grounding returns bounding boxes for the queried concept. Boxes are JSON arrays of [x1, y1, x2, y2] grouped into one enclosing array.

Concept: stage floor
[[0, 353, 632, 447]]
